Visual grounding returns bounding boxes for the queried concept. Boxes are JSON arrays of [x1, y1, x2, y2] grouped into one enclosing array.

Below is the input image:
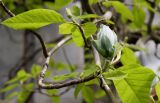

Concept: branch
[[147, 0, 155, 34], [29, 30, 48, 58], [0, 0, 15, 17]]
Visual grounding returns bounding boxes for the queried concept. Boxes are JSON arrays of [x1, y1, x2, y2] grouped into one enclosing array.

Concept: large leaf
[[103, 1, 133, 21], [114, 64, 155, 103], [2, 9, 65, 29], [120, 47, 140, 65]]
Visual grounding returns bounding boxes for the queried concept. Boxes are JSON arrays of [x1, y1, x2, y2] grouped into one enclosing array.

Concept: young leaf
[[2, 9, 65, 30], [82, 86, 94, 103], [0, 83, 19, 93], [94, 90, 106, 99], [53, 72, 78, 82], [72, 26, 84, 47], [74, 83, 84, 98], [31, 64, 41, 77], [114, 64, 156, 103], [17, 83, 34, 103], [17, 69, 31, 82], [71, 5, 81, 16], [120, 47, 140, 65], [80, 65, 97, 78], [77, 14, 100, 19], [82, 22, 97, 38], [103, 70, 128, 80], [59, 22, 76, 34], [6, 92, 18, 100]]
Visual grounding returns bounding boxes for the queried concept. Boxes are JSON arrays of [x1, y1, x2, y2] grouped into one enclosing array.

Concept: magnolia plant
[[0, 0, 159, 103]]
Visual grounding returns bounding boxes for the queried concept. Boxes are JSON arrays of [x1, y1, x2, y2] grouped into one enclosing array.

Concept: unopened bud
[[92, 24, 117, 59]]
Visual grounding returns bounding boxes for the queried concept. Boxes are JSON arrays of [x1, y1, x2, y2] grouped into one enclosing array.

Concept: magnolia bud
[[92, 24, 117, 59]]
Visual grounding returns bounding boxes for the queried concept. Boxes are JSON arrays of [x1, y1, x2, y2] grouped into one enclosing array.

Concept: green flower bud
[[92, 24, 117, 59]]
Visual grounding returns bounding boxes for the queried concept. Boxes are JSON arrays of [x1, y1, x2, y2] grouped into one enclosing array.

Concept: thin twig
[[29, 30, 48, 58], [0, 0, 15, 17], [146, 0, 155, 34]]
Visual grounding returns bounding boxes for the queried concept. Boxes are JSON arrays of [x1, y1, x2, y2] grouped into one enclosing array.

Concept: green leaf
[[113, 43, 123, 57], [45, 43, 56, 48], [23, 83, 34, 91], [103, 70, 128, 80], [103, 1, 133, 21], [59, 22, 75, 34], [31, 64, 41, 77], [17, 83, 34, 103], [156, 82, 160, 101], [80, 65, 97, 78], [72, 26, 84, 47], [113, 64, 156, 103], [82, 22, 97, 38], [52, 96, 60, 103], [132, 6, 145, 28], [0, 83, 19, 93], [47, 89, 59, 95], [2, 9, 65, 30], [95, 90, 106, 99], [82, 86, 94, 103], [17, 69, 31, 82], [6, 92, 18, 100], [120, 47, 140, 65], [49, 58, 54, 68], [74, 83, 84, 98], [71, 5, 81, 16], [44, 0, 73, 10], [5, 76, 21, 84], [53, 72, 78, 82], [77, 14, 100, 19]]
